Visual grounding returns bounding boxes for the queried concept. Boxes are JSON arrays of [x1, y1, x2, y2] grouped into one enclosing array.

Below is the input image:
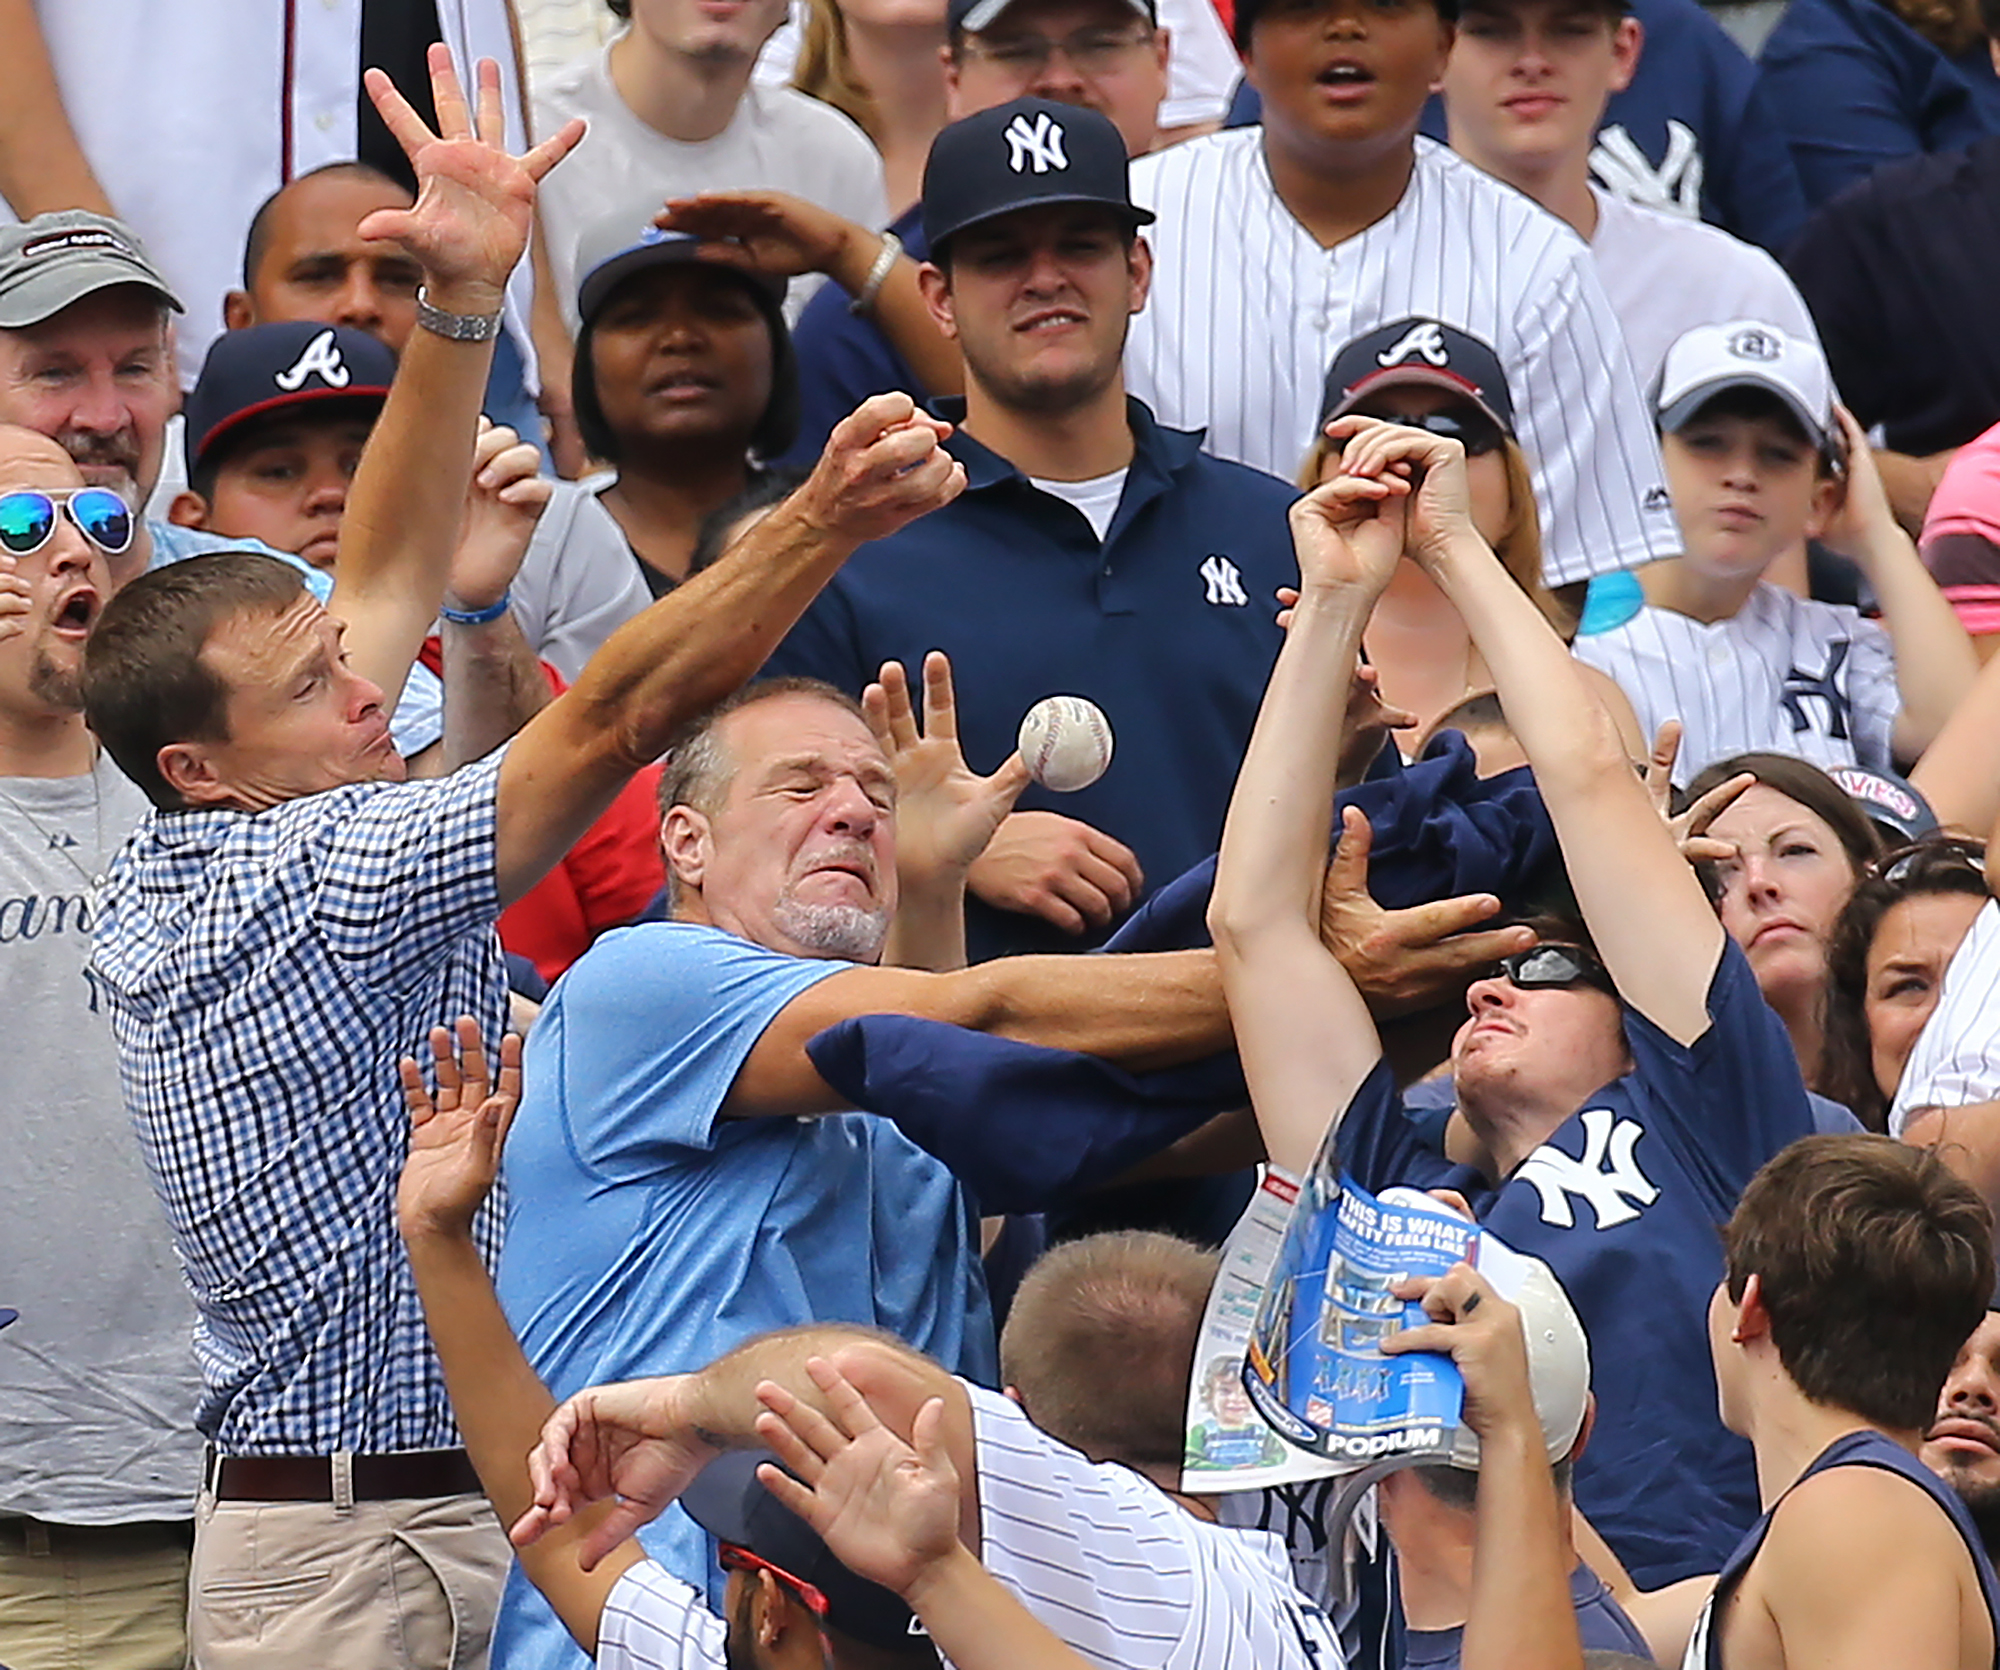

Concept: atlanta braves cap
[[1826, 765, 1941, 847], [949, 0, 1154, 33], [680, 1451, 926, 1652], [183, 322, 396, 478], [1656, 320, 1835, 455], [0, 210, 182, 329], [1320, 316, 1517, 436], [923, 97, 1154, 255]]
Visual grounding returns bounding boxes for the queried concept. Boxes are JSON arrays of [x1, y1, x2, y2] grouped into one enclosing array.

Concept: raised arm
[[493, 392, 964, 905], [0, 0, 113, 217], [1205, 469, 1406, 1175], [330, 46, 582, 711], [1343, 419, 1725, 1043]]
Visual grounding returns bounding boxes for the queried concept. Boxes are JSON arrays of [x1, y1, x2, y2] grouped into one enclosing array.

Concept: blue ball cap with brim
[[1825, 765, 1941, 847], [572, 212, 787, 329], [184, 321, 397, 478], [922, 98, 1154, 256]]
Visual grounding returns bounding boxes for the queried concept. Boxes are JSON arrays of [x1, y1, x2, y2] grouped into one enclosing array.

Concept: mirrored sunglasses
[[0, 487, 134, 558]]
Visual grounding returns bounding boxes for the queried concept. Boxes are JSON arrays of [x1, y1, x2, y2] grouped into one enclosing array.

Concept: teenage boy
[[1436, 0, 1817, 391], [1691, 1133, 2000, 1669], [1575, 321, 1976, 787], [1121, 0, 1677, 594]]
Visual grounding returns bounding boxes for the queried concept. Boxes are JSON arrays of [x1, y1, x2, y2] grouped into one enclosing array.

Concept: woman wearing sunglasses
[[1297, 315, 1644, 760], [1212, 415, 1820, 1594]]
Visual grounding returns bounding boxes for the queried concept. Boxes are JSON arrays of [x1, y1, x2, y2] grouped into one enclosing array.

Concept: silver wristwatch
[[415, 285, 505, 342]]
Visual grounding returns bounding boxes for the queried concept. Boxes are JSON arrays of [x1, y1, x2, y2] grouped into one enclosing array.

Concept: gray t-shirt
[[511, 474, 653, 682], [0, 754, 200, 1522]]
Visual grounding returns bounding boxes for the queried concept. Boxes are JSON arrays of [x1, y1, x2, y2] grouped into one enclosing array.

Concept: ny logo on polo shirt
[[274, 328, 353, 393], [1516, 1106, 1660, 1230], [1375, 321, 1449, 370], [1005, 111, 1069, 174], [1200, 553, 1248, 606]]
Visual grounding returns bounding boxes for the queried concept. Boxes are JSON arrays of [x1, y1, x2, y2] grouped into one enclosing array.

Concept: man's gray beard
[[772, 894, 890, 963]]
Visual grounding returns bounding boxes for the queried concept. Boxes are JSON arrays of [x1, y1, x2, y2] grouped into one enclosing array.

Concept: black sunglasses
[[1869, 836, 1986, 888], [1350, 407, 1506, 458], [1498, 944, 1617, 995]]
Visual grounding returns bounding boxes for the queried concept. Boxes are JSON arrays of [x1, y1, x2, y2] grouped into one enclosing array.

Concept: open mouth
[[52, 588, 98, 636], [1316, 60, 1376, 93]]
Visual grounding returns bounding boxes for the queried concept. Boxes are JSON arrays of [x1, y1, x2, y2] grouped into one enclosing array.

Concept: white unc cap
[[1655, 320, 1835, 455]]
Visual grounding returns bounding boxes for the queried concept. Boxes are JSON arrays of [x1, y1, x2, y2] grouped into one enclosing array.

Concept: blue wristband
[[438, 592, 511, 626]]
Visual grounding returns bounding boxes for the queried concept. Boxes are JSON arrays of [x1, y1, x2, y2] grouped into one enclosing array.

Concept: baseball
[[1018, 696, 1114, 792]]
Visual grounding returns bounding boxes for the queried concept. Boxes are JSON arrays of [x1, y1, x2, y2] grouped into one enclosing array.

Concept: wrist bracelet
[[416, 284, 505, 342], [848, 231, 903, 316], [439, 591, 511, 626]]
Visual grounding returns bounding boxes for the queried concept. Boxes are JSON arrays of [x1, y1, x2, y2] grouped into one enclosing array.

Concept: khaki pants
[[189, 1490, 507, 1670], [0, 1515, 192, 1670]]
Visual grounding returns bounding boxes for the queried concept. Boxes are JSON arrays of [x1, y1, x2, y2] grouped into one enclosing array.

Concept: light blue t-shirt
[[493, 920, 995, 1670], [145, 521, 444, 758]]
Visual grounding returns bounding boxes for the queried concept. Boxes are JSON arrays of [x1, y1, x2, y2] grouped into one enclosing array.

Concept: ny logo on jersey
[[1375, 320, 1449, 370], [1781, 640, 1854, 740], [1515, 1106, 1660, 1229], [1200, 553, 1249, 606], [1589, 119, 1703, 220], [274, 327, 352, 393], [1004, 111, 1068, 174]]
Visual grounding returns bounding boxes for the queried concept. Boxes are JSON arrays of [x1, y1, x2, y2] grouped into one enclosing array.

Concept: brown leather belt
[[205, 1448, 481, 1503]]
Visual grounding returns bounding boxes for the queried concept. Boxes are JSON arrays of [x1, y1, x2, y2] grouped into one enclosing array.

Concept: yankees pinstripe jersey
[[1573, 583, 1899, 787], [1124, 132, 1678, 589], [598, 1563, 730, 1670], [1891, 899, 2000, 1136]]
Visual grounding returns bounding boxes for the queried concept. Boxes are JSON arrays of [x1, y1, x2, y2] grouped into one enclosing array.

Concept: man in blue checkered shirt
[[74, 51, 967, 1670]]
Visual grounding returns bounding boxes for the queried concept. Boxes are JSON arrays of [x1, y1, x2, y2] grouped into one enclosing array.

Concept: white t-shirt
[[1126, 133, 1678, 589], [509, 474, 655, 681], [1028, 467, 1130, 542], [1588, 187, 1822, 396], [1891, 899, 2000, 1136], [1573, 583, 1900, 787], [534, 39, 888, 328]]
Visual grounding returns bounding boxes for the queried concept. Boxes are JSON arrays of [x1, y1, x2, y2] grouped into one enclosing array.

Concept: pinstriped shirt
[[1892, 899, 2000, 1136], [1126, 132, 1679, 589], [90, 754, 508, 1456]]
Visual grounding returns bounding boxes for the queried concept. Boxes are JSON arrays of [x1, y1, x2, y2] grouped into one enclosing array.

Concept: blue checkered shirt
[[91, 754, 507, 1455]]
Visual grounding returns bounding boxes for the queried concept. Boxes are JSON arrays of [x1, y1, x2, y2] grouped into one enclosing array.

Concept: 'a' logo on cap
[[1727, 327, 1782, 362], [1005, 111, 1069, 174], [1376, 320, 1449, 370], [273, 328, 352, 393]]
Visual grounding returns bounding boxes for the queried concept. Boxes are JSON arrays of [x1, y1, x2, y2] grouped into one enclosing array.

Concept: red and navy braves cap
[[1319, 316, 1517, 437], [184, 321, 396, 477], [922, 98, 1153, 255]]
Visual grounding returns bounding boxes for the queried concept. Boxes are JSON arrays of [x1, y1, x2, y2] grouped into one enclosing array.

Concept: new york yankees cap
[[681, 1450, 928, 1652], [1825, 765, 1941, 847], [1319, 316, 1517, 436], [922, 97, 1154, 255], [184, 321, 396, 477], [0, 210, 181, 329], [1655, 320, 1834, 455], [949, 0, 1154, 35]]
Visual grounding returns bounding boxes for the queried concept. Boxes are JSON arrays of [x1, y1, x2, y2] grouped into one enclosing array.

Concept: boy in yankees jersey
[[1209, 413, 1817, 1590], [1575, 319, 1976, 789], [1686, 1134, 1999, 1670]]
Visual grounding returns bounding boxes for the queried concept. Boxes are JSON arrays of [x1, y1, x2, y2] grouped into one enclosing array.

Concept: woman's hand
[[1325, 415, 1478, 572]]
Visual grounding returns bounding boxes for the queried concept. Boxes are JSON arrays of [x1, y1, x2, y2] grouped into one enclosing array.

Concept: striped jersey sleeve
[[966, 1384, 1347, 1670], [1891, 900, 2000, 1135], [597, 1560, 730, 1670]]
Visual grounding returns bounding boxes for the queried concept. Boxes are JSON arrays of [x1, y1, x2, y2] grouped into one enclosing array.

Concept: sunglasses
[[1351, 407, 1506, 458], [1497, 944, 1617, 995], [719, 1542, 836, 1669], [0, 488, 134, 559], [1869, 836, 1986, 888]]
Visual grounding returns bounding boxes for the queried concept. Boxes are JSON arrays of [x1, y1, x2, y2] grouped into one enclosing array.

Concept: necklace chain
[[0, 758, 109, 896]]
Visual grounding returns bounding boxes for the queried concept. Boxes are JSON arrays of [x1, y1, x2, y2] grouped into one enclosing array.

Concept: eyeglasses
[[1351, 407, 1506, 458], [0, 488, 134, 559], [719, 1542, 836, 1670], [1497, 944, 1616, 994], [1868, 837, 1986, 888], [961, 25, 1157, 76]]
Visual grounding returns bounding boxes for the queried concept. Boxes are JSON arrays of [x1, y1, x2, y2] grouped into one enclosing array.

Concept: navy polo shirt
[[763, 396, 1298, 962], [778, 205, 931, 472]]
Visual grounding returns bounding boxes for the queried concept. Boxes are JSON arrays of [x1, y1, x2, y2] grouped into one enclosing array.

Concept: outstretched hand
[[867, 652, 1030, 888], [394, 1018, 522, 1242], [361, 44, 584, 308], [798, 392, 965, 547], [656, 190, 854, 280], [1644, 721, 1752, 868], [1320, 806, 1535, 1018], [1382, 1262, 1540, 1443], [753, 1358, 963, 1600]]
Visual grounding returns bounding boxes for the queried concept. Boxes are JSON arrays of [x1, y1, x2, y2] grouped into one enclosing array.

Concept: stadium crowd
[[11, 0, 2000, 1667]]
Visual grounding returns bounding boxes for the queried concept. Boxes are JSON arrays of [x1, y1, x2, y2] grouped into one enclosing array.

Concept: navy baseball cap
[[949, 0, 1153, 31], [184, 321, 395, 477], [922, 98, 1154, 254], [681, 1451, 925, 1652], [1827, 765, 1941, 847], [573, 213, 788, 329], [1320, 316, 1517, 435]]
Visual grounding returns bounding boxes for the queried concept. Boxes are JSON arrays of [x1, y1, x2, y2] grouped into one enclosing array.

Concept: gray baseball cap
[[0, 211, 182, 330]]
